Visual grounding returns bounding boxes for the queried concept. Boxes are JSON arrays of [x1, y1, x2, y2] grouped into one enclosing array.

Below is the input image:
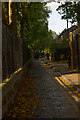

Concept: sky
[[46, 2, 71, 35]]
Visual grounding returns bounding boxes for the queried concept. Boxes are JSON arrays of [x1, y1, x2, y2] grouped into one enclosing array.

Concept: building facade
[[55, 25, 80, 69]]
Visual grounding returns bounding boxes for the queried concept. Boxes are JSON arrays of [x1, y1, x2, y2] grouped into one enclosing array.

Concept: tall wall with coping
[[2, 24, 23, 81], [2, 59, 32, 117], [78, 22, 80, 69], [0, 2, 2, 84], [78, 35, 80, 69], [0, 2, 2, 120], [2, 24, 32, 117]]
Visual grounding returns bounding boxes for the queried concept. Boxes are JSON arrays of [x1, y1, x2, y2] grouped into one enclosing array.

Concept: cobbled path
[[30, 60, 80, 118]]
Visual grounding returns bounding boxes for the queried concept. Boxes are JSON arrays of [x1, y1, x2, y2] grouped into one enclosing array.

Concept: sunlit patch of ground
[[59, 76, 80, 98], [3, 75, 39, 119], [40, 59, 80, 101]]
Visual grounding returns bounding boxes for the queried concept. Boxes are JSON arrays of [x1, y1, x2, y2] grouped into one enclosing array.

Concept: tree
[[56, 2, 72, 28], [2, 2, 52, 53], [47, 30, 58, 52], [2, 2, 17, 33], [56, 1, 80, 26], [2, 3, 9, 26], [23, 2, 51, 51]]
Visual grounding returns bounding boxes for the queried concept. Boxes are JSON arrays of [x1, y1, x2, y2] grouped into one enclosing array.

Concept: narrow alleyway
[[2, 2, 80, 120], [3, 60, 80, 119]]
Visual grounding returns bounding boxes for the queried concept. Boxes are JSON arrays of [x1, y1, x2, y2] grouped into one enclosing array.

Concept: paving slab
[[64, 73, 80, 85], [3, 60, 80, 119], [32, 61, 80, 118], [43, 59, 80, 86]]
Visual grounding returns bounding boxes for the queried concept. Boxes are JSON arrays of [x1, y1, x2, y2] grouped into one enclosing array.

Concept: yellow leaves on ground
[[41, 59, 80, 98], [3, 75, 39, 119]]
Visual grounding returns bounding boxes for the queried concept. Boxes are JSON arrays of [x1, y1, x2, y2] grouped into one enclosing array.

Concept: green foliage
[[2, 3, 9, 26], [55, 41, 68, 49], [15, 2, 52, 52], [48, 29, 68, 52], [47, 30, 58, 52], [56, 1, 80, 24], [69, 1, 80, 23], [2, 2, 70, 53], [56, 2, 72, 20]]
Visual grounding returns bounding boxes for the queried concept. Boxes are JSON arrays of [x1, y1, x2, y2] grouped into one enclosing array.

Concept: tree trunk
[[9, 2, 17, 34], [67, 19, 68, 29], [9, 2, 12, 25]]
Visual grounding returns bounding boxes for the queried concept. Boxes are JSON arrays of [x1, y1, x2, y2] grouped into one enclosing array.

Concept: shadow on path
[[3, 60, 80, 119]]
